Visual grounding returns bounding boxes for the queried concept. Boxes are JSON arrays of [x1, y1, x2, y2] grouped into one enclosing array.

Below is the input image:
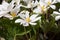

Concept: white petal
[[40, 0, 45, 2], [23, 0, 33, 4], [20, 10, 26, 14], [22, 5, 32, 8], [50, 5, 56, 9], [53, 11, 60, 15], [34, 0, 38, 7], [22, 0, 37, 8], [31, 17, 41, 22], [15, 19, 28, 26], [2, 0, 9, 7], [30, 14, 38, 21], [40, 1, 47, 7], [0, 5, 3, 11], [21, 5, 28, 8], [52, 0, 57, 4], [26, 11, 29, 18], [0, 11, 8, 17], [57, 0, 60, 2], [0, 15, 3, 17], [14, 0, 20, 5], [4, 14, 13, 20], [2, 0, 9, 10], [7, 1, 15, 11], [12, 5, 21, 14], [23, 22, 29, 26], [59, 9, 60, 12], [0, 11, 8, 15], [55, 16, 60, 21], [33, 7, 41, 14], [29, 22, 37, 25], [45, 0, 52, 3], [27, 3, 32, 8], [29, 1, 37, 8], [19, 13, 25, 20], [15, 19, 24, 23]]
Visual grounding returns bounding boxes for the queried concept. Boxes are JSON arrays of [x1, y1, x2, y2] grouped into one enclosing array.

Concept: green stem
[[24, 27, 29, 40], [29, 32, 31, 40], [32, 26, 36, 35], [31, 26, 36, 40], [14, 34, 16, 40]]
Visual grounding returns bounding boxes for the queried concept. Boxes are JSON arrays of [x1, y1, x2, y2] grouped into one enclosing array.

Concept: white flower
[[33, 1, 48, 14], [53, 9, 60, 21], [41, 0, 57, 9], [0, 0, 22, 20], [0, 0, 15, 17], [22, 0, 38, 8], [15, 11, 41, 26], [3, 5, 21, 20]]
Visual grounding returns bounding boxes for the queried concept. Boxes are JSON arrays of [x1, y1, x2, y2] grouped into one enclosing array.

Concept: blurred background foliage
[[0, 0, 60, 40]]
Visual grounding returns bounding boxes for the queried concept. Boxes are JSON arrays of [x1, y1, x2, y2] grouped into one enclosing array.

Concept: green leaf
[[16, 29, 31, 36]]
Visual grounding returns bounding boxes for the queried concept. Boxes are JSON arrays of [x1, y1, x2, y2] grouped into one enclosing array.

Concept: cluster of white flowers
[[0, 0, 60, 26]]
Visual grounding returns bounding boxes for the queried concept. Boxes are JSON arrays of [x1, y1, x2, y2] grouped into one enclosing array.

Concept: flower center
[[26, 17, 30, 22], [41, 5, 45, 11], [48, 1, 51, 5], [11, 12, 17, 17]]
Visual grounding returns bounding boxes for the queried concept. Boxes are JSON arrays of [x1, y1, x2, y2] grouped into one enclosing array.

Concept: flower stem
[[14, 34, 16, 40], [32, 26, 36, 35], [24, 27, 29, 40], [29, 32, 31, 40]]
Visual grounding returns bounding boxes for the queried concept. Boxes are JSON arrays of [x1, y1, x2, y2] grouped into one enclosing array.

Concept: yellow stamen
[[11, 12, 17, 17], [41, 5, 45, 11], [48, 1, 51, 5], [26, 17, 30, 22]]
